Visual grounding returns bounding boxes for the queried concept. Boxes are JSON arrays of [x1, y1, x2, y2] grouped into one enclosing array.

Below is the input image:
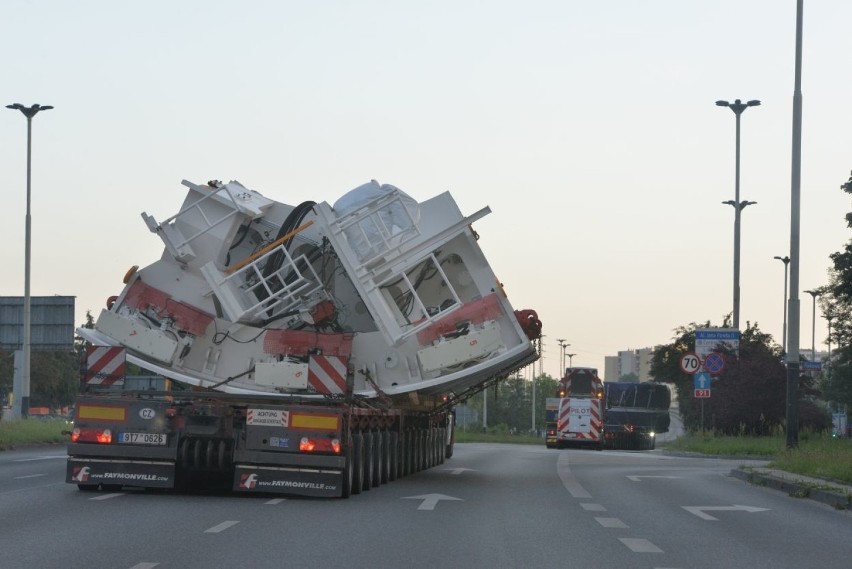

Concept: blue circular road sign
[[704, 352, 725, 374]]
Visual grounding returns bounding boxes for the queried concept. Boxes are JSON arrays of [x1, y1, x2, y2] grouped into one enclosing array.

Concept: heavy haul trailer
[[67, 386, 454, 498], [68, 178, 541, 497]]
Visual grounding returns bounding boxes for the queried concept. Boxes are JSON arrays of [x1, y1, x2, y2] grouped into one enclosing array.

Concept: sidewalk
[[730, 466, 852, 510]]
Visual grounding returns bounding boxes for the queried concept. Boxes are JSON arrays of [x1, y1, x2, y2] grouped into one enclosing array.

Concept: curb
[[730, 468, 852, 510]]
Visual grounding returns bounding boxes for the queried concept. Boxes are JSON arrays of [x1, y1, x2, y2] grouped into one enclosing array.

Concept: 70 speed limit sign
[[679, 352, 701, 375]]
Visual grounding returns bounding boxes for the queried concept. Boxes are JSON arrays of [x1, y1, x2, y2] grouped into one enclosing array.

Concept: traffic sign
[[694, 389, 711, 398], [680, 353, 701, 375], [704, 352, 726, 374], [694, 372, 712, 390]]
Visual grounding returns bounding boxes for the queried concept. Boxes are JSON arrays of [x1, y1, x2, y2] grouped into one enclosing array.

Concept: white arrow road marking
[[403, 493, 463, 510], [683, 505, 769, 521], [205, 521, 240, 533], [443, 467, 476, 475], [627, 475, 684, 482]]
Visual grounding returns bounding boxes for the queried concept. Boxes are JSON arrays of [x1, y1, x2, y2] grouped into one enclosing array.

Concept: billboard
[[0, 296, 76, 351]]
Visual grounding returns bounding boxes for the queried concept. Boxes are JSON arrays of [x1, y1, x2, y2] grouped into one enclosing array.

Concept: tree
[[651, 320, 829, 434], [822, 170, 852, 409]]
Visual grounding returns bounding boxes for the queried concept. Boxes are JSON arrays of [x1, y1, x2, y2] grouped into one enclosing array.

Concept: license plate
[[118, 432, 167, 445]]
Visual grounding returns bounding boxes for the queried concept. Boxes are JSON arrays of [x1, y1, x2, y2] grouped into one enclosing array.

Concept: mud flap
[[234, 465, 343, 497], [67, 458, 175, 488]]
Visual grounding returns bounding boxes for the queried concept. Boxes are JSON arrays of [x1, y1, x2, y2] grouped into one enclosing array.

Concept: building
[[605, 347, 657, 382]]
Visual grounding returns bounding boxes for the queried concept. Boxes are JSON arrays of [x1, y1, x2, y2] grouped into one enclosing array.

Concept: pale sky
[[2, 1, 850, 379]]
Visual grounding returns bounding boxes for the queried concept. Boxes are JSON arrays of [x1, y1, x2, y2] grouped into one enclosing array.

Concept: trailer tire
[[389, 431, 399, 481], [342, 442, 354, 498], [403, 430, 412, 477], [363, 432, 374, 491], [380, 431, 391, 484], [352, 433, 364, 495], [372, 431, 383, 487]]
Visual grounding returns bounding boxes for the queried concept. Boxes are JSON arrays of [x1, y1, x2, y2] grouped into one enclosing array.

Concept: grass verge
[[0, 419, 70, 450], [662, 432, 852, 485]]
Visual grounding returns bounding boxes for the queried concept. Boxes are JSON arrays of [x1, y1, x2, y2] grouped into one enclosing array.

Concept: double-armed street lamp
[[6, 103, 53, 419], [716, 98, 761, 329], [774, 255, 791, 354], [565, 353, 576, 368]]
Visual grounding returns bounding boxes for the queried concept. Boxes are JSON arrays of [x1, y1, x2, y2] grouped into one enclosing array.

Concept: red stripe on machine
[[308, 355, 348, 394], [85, 346, 126, 385]]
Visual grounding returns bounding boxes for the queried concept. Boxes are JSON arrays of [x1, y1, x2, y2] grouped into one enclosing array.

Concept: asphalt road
[[0, 443, 849, 569]]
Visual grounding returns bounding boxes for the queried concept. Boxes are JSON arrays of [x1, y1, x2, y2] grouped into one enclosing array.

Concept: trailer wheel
[[352, 433, 364, 495], [372, 430, 383, 487], [341, 442, 354, 499], [414, 430, 423, 472], [363, 432, 374, 491], [380, 431, 391, 484], [388, 431, 399, 482], [402, 430, 412, 477]]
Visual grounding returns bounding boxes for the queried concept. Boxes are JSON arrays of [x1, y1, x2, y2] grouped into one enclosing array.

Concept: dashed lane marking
[[596, 517, 628, 528], [205, 521, 240, 533], [581, 503, 606, 511], [90, 493, 124, 501], [619, 538, 663, 553]]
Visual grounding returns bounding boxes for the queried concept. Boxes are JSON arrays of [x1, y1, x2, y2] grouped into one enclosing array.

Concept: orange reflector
[[78, 405, 127, 422], [290, 413, 339, 431]]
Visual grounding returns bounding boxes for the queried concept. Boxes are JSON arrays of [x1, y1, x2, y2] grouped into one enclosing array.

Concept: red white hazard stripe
[[85, 346, 126, 385], [308, 355, 348, 394]]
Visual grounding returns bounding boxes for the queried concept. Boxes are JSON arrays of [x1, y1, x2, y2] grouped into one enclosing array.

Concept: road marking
[[557, 453, 591, 498], [581, 503, 606, 511], [14, 474, 46, 479], [403, 493, 463, 511], [205, 521, 239, 533], [14, 455, 66, 462], [265, 498, 286, 505], [90, 493, 124, 501], [627, 475, 683, 482], [682, 505, 769, 521], [443, 467, 476, 475], [619, 538, 663, 553], [129, 564, 159, 569], [595, 517, 628, 528]]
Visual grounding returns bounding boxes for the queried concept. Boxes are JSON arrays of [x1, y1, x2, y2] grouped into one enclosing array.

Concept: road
[[0, 443, 849, 569]]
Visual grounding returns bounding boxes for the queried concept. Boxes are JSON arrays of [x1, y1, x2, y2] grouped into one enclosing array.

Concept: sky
[[2, 1, 850, 380]]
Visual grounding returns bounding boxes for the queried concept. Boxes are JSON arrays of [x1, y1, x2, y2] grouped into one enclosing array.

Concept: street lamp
[[803, 289, 820, 361], [565, 353, 576, 368], [556, 339, 568, 378], [774, 255, 791, 354], [6, 103, 53, 419], [717, 98, 761, 329]]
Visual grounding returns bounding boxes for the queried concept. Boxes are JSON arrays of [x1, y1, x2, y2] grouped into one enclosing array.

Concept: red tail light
[[299, 437, 341, 454], [71, 427, 112, 444]]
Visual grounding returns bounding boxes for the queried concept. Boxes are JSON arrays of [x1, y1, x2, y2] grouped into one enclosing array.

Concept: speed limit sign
[[679, 352, 701, 375]]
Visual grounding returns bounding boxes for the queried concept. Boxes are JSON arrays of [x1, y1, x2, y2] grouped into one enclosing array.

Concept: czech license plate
[[118, 432, 167, 445]]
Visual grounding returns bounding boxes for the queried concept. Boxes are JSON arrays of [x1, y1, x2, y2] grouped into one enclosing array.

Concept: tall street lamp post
[[556, 339, 567, 379], [716, 98, 760, 329], [774, 255, 791, 354], [803, 289, 820, 361], [565, 353, 576, 368], [6, 103, 53, 419]]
